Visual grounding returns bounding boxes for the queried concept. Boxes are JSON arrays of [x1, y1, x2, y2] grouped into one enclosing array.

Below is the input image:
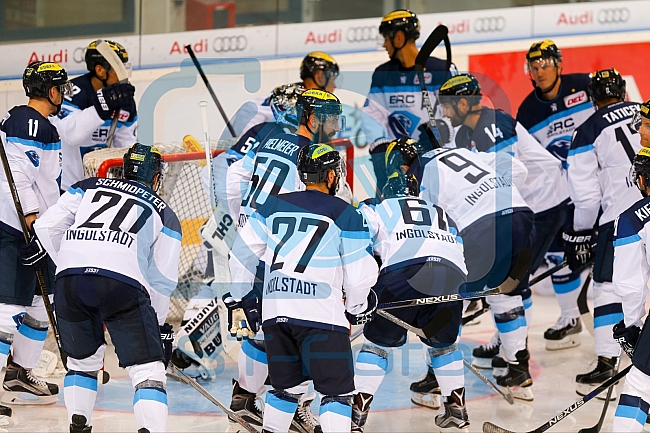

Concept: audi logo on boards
[[597, 8, 629, 24], [346, 26, 378, 43], [212, 35, 247, 53], [474, 16, 506, 32]]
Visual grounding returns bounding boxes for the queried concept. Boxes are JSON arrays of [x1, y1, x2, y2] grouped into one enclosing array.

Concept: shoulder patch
[[25, 150, 39, 167], [564, 91, 588, 109]]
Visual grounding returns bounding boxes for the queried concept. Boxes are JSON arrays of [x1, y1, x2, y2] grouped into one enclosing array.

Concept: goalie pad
[[175, 298, 225, 380]]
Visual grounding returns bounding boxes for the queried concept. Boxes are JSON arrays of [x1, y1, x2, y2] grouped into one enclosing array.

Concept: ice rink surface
[[0, 273, 640, 433]]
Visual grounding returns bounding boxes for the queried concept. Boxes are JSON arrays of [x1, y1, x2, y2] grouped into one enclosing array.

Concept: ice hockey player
[[610, 125, 650, 433], [567, 69, 642, 400], [228, 142, 378, 433], [636, 100, 650, 148], [438, 73, 568, 361], [220, 89, 345, 433], [229, 52, 338, 136], [33, 143, 181, 433], [363, 9, 456, 193], [0, 61, 72, 417], [351, 138, 469, 431], [516, 39, 595, 351], [405, 136, 535, 401], [50, 40, 136, 191]]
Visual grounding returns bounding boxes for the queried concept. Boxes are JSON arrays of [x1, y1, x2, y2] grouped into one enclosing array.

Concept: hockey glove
[[562, 228, 596, 271], [19, 227, 48, 271], [345, 289, 378, 325], [94, 82, 136, 120], [159, 323, 174, 368], [222, 293, 258, 340], [613, 320, 640, 359]]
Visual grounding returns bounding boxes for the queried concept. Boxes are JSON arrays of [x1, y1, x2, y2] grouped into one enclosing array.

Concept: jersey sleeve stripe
[[568, 144, 594, 156], [613, 233, 642, 247], [486, 136, 517, 153], [8, 136, 62, 151], [340, 230, 370, 239], [161, 225, 182, 241], [67, 186, 85, 196]]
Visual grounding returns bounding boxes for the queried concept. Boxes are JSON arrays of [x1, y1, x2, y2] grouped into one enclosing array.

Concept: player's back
[[238, 132, 310, 225], [418, 147, 528, 233], [359, 196, 467, 277], [53, 177, 181, 295], [235, 190, 377, 333], [0, 105, 62, 232], [568, 101, 642, 224]]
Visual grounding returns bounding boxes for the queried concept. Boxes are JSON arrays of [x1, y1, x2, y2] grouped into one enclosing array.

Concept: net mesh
[[82, 140, 236, 324]]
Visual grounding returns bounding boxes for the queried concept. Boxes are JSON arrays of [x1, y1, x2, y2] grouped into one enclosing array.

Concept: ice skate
[[70, 414, 91, 433], [351, 392, 373, 433], [435, 388, 469, 430], [1, 361, 58, 405], [576, 356, 618, 401], [491, 356, 508, 378], [226, 380, 263, 432], [472, 332, 500, 369], [292, 393, 322, 433], [496, 350, 534, 401], [544, 316, 581, 350], [409, 370, 441, 409]]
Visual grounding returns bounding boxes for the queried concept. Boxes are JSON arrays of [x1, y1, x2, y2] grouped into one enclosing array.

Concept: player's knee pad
[[15, 313, 48, 344], [127, 360, 167, 388], [321, 394, 353, 406], [67, 345, 106, 372], [358, 342, 390, 371], [593, 282, 620, 305], [268, 388, 302, 406]]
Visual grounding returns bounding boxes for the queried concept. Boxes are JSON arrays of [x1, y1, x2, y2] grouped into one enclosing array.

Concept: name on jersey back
[[262, 138, 300, 156], [96, 178, 166, 212]]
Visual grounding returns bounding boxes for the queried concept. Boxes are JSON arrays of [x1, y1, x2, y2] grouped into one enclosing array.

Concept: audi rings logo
[[346, 26, 377, 43], [213, 35, 247, 53], [597, 8, 629, 24], [474, 16, 506, 32]]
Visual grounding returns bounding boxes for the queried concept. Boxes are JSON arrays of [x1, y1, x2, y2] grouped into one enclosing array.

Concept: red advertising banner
[[468, 42, 650, 115]]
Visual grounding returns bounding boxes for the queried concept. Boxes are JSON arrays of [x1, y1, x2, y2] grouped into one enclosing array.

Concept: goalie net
[[81, 139, 355, 325]]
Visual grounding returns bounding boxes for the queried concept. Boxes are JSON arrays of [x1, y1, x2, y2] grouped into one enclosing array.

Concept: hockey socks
[[238, 339, 269, 394], [430, 346, 464, 396], [486, 294, 528, 362], [12, 314, 48, 369], [128, 362, 168, 432], [593, 282, 624, 357], [264, 390, 300, 433], [613, 368, 650, 433], [320, 395, 352, 433], [64, 371, 98, 423], [353, 343, 389, 396]]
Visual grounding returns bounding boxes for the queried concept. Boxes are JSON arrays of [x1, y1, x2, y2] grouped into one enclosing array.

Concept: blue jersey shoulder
[[371, 57, 451, 90], [256, 133, 309, 165], [232, 122, 287, 157], [63, 74, 95, 111], [1, 106, 60, 150], [615, 197, 650, 246], [571, 101, 639, 151], [471, 108, 517, 152]]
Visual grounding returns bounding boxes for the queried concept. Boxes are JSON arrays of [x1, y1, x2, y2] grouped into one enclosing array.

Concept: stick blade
[[483, 421, 516, 433], [415, 25, 449, 69], [422, 306, 453, 338]]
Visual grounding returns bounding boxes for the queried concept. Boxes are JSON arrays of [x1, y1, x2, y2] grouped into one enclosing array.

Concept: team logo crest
[[25, 150, 39, 167]]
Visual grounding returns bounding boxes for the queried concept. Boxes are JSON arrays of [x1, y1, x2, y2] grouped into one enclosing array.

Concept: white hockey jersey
[[34, 177, 181, 324], [229, 190, 378, 333], [567, 101, 642, 230], [359, 197, 467, 277], [51, 74, 137, 190], [0, 106, 62, 234], [416, 147, 529, 233], [455, 107, 569, 213], [228, 132, 309, 228], [612, 197, 650, 328]]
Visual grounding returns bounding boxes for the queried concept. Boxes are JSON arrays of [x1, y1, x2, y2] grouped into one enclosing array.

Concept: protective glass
[[323, 113, 346, 131], [630, 110, 642, 133], [57, 82, 74, 98], [524, 58, 556, 76]]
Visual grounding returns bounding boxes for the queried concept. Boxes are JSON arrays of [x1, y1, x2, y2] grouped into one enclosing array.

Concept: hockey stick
[[577, 268, 595, 337], [462, 298, 489, 326], [169, 364, 259, 433], [0, 137, 67, 369], [483, 364, 631, 433], [463, 359, 514, 405], [578, 357, 619, 433], [186, 45, 237, 137], [529, 261, 567, 286], [95, 40, 129, 148], [379, 248, 532, 311], [377, 306, 453, 339], [414, 24, 451, 145]]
